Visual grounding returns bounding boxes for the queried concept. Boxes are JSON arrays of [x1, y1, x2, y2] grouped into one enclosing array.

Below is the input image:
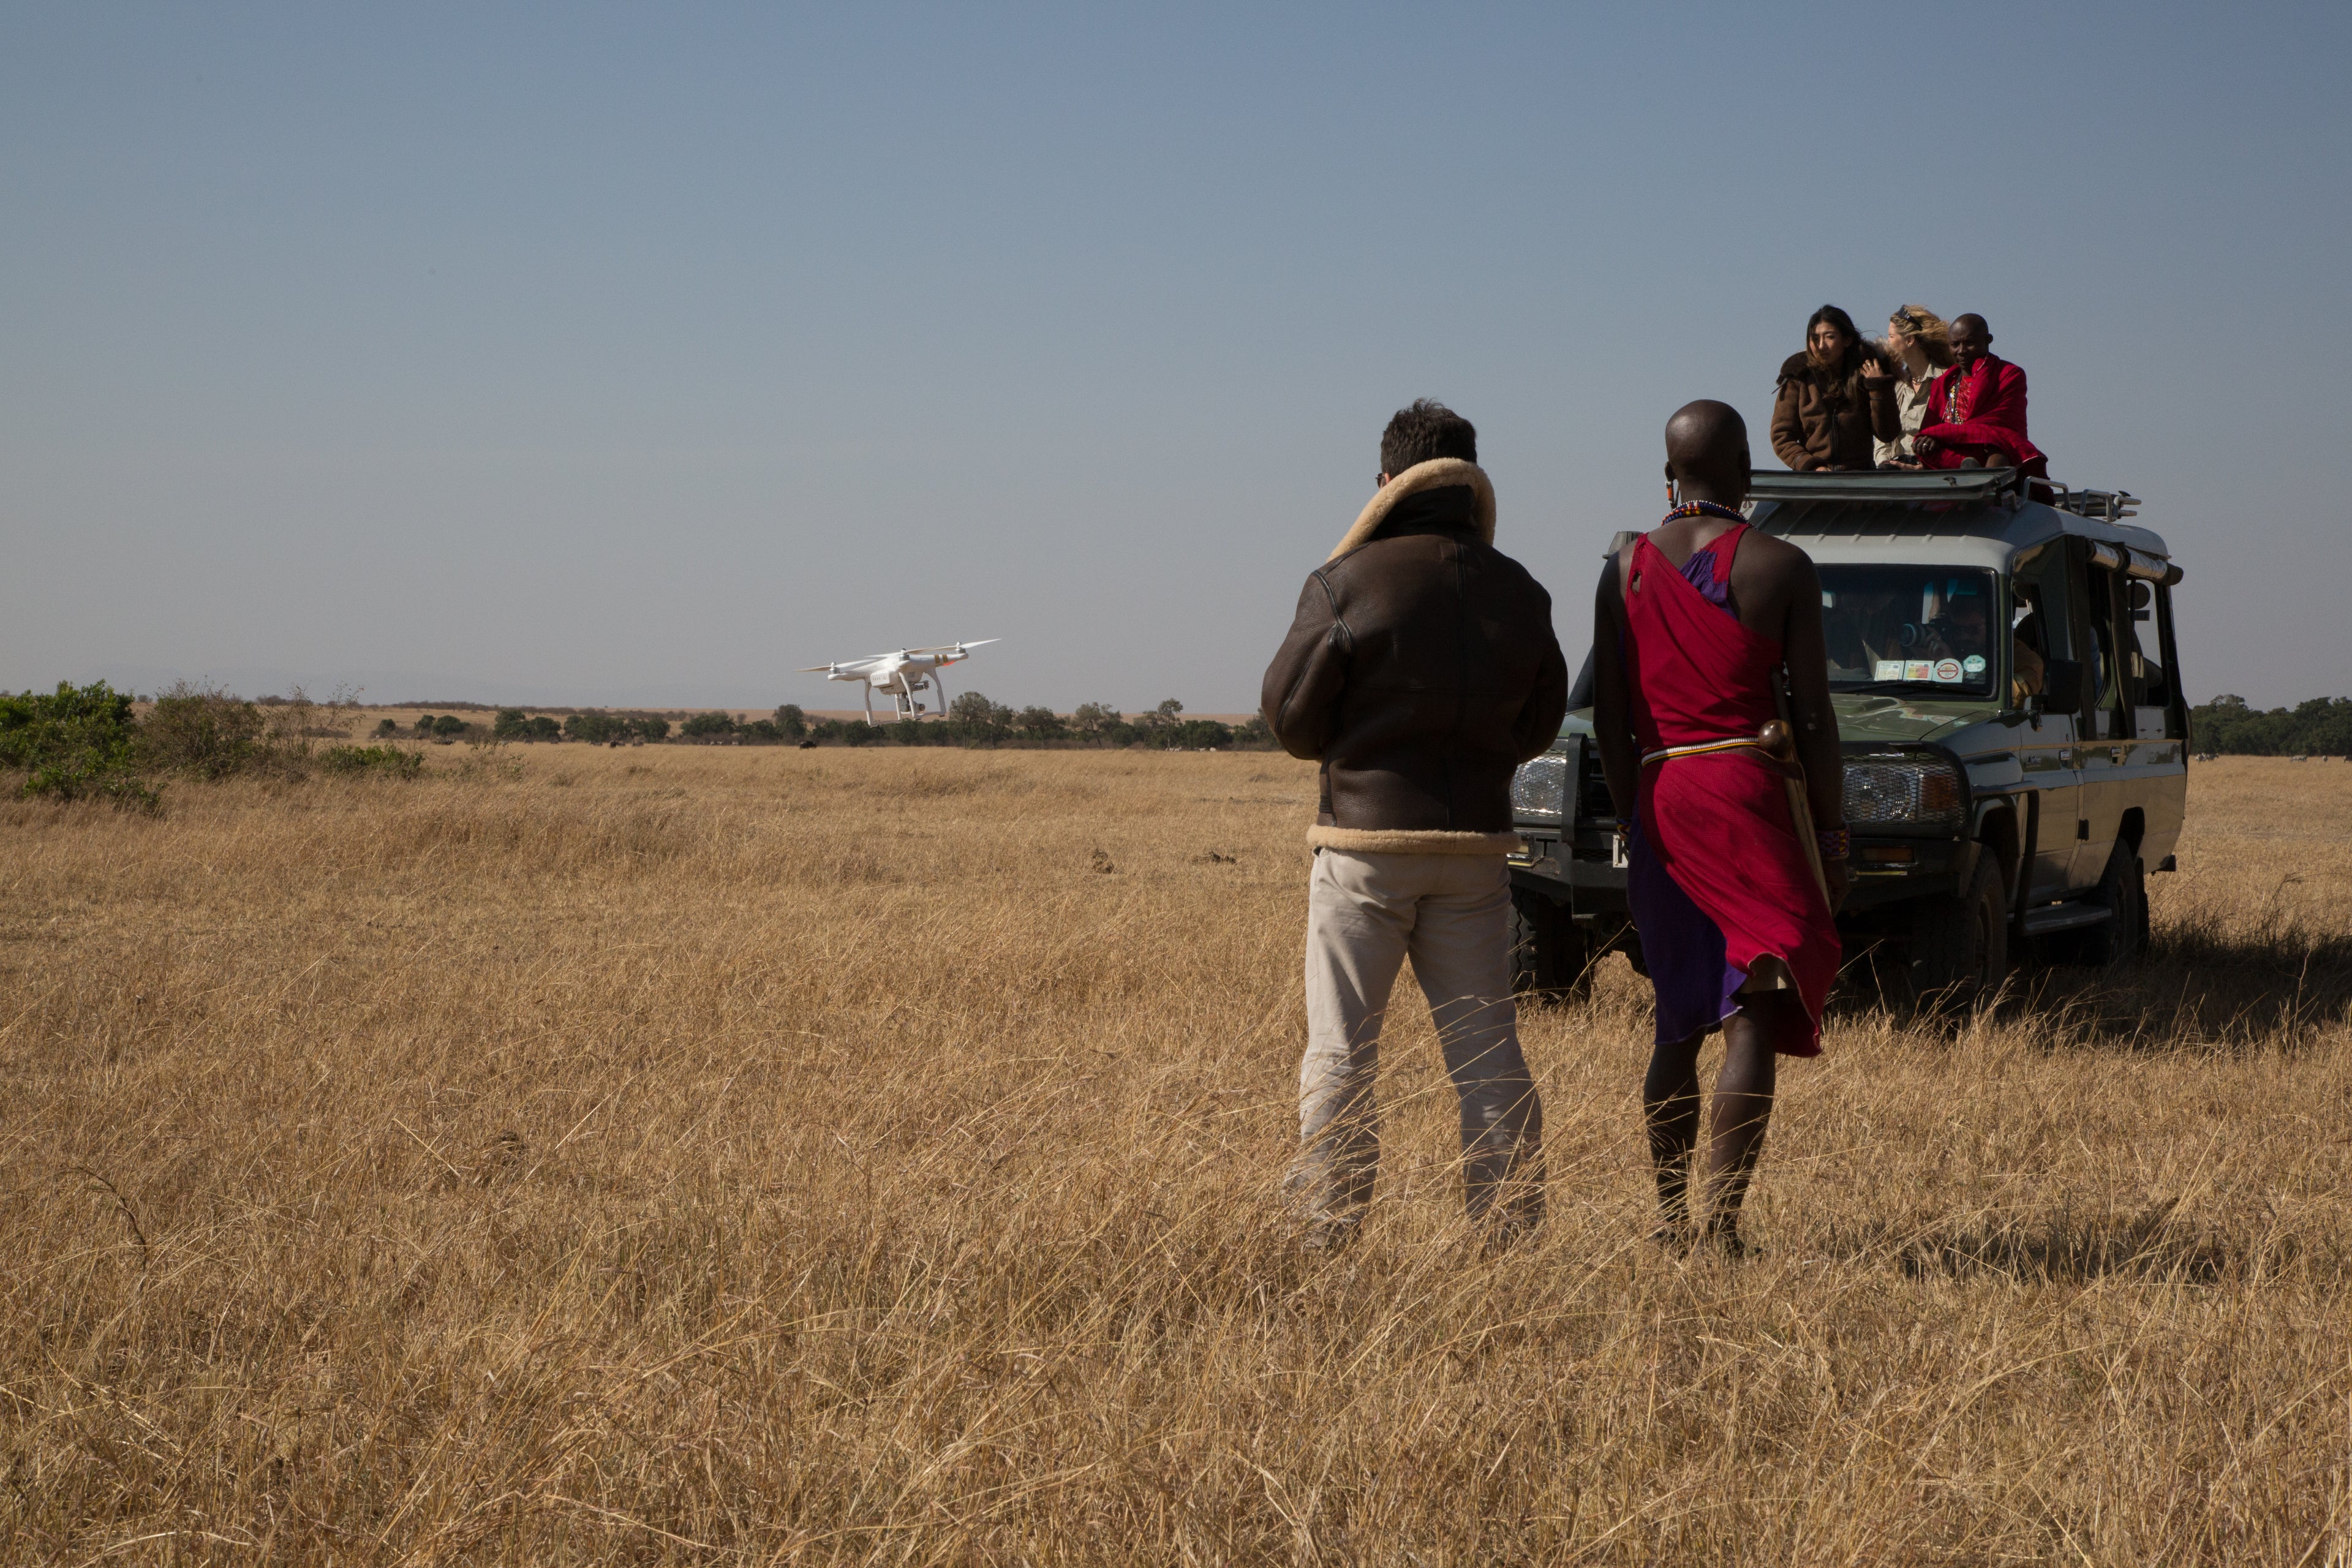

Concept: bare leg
[[1642, 1033, 1706, 1240], [1701, 995, 1789, 1252]]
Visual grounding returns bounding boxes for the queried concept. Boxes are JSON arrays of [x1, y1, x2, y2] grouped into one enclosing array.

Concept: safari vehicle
[[1506, 467, 2187, 1010]]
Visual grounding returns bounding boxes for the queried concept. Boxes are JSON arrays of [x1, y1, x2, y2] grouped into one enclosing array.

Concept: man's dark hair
[[1380, 399, 1476, 477]]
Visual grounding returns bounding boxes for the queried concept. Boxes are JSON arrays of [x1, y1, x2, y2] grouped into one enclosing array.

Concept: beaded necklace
[[1659, 500, 1747, 526], [1942, 358, 1983, 424]]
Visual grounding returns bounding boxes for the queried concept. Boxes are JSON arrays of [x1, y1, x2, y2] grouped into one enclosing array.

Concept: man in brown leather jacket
[[1260, 399, 1569, 1247]]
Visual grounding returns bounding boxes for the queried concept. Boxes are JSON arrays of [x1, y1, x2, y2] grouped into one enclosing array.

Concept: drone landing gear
[[892, 674, 938, 723]]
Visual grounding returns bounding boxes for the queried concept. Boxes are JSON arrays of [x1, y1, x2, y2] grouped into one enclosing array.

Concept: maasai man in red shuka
[[1913, 313, 2047, 477], [1592, 401, 1848, 1256]]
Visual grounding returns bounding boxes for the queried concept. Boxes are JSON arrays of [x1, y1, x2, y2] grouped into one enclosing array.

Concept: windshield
[[1819, 565, 2000, 697]]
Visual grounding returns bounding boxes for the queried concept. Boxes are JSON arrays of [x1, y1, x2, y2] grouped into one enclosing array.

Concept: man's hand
[[1912, 434, 1940, 458], [1823, 858, 1849, 914]]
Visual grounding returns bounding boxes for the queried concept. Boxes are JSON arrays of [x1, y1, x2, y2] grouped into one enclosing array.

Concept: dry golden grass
[[2, 747, 2346, 1564]]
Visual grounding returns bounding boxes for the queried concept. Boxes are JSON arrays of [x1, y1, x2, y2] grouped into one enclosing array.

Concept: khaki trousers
[[1291, 848, 1544, 1229]]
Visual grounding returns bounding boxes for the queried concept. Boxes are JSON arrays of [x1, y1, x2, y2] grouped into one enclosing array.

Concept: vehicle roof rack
[[1746, 469, 2026, 507], [2040, 483, 2139, 521]]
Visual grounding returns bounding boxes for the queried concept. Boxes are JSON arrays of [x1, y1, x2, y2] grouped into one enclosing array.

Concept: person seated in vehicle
[[1912, 315, 2048, 477], [2009, 598, 2049, 705], [1873, 304, 1953, 467], [1925, 585, 2045, 704], [1771, 305, 1900, 472]]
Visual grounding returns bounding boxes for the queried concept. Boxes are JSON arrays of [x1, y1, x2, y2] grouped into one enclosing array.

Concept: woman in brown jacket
[[1771, 304, 1899, 470]]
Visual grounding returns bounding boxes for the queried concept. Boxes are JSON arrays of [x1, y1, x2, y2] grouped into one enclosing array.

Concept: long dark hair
[[1805, 304, 1864, 373]]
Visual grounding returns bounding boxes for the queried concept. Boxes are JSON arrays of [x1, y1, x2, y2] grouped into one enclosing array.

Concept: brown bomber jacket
[[1771, 349, 1900, 470], [1259, 459, 1569, 854]]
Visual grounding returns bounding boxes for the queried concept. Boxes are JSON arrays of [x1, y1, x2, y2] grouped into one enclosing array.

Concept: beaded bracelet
[[1815, 825, 1851, 862]]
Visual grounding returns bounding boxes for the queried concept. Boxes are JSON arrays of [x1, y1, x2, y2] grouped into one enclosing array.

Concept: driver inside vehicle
[[1926, 586, 2044, 704]]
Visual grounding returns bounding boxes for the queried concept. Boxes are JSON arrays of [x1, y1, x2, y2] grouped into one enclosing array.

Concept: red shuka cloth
[[1624, 525, 1840, 1054], [1917, 354, 2047, 477]]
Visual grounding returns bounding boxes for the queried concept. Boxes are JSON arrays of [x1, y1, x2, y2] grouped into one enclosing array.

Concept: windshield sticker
[[1904, 660, 1935, 682], [1934, 659, 1964, 683], [1962, 654, 1987, 675], [1875, 660, 1905, 680]]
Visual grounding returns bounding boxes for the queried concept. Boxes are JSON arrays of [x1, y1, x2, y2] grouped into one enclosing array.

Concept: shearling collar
[[1780, 346, 1892, 388], [1325, 458, 1496, 563]]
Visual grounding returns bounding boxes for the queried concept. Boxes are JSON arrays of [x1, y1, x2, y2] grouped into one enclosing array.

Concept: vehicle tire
[[1902, 854, 2008, 1015], [2075, 843, 2147, 968], [1509, 890, 1591, 1003]]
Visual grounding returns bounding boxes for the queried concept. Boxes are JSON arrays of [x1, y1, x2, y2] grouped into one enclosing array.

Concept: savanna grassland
[[2, 746, 2347, 1564]]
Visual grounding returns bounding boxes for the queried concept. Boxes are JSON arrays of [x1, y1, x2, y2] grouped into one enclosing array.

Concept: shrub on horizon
[[138, 683, 271, 779], [0, 680, 155, 808]]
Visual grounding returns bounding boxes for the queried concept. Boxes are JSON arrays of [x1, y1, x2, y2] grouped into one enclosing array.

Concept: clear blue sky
[[5, 2, 2345, 711]]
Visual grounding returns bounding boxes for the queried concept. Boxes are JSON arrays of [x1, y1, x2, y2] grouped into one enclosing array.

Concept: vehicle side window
[[2010, 545, 2073, 705], [2129, 579, 2171, 709], [2075, 548, 2125, 737]]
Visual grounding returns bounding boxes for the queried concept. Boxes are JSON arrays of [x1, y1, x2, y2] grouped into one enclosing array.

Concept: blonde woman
[[1874, 304, 1953, 467]]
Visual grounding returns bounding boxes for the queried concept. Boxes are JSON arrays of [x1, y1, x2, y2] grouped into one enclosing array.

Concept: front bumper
[[1512, 824, 1964, 926]]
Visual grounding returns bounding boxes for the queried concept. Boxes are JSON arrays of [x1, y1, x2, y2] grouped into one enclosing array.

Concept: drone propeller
[[903, 638, 1000, 656]]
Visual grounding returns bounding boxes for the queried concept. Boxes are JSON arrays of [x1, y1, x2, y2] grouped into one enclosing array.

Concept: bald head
[[1664, 399, 1751, 505], [1949, 314, 1991, 368]]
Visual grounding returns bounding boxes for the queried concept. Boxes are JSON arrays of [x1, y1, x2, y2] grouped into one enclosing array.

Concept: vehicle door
[[2009, 542, 2082, 900], [2069, 539, 2130, 885]]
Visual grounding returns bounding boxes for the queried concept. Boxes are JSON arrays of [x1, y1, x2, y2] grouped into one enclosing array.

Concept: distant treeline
[[377, 696, 1275, 750], [690, 697, 1272, 750], [6, 684, 1278, 810], [2189, 696, 2352, 756]]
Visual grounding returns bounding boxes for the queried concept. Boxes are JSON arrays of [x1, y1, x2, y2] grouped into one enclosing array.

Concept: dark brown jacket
[[1260, 459, 1569, 853], [1771, 349, 1899, 470]]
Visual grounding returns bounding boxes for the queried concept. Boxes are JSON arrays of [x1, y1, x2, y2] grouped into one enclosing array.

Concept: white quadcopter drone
[[798, 639, 998, 723]]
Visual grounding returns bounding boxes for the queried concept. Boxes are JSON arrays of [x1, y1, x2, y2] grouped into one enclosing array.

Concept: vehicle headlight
[[1842, 754, 1966, 832], [1512, 749, 1571, 824]]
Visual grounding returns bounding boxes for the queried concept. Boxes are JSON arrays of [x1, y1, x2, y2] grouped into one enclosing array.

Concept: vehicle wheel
[[2076, 843, 2147, 967], [1509, 891, 1590, 1003], [1902, 854, 2008, 1015]]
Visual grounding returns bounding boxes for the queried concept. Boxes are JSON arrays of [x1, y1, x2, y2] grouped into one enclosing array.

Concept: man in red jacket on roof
[[1912, 314, 2048, 477]]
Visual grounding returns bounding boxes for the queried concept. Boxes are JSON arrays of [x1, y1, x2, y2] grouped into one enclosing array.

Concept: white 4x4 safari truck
[[1507, 467, 2187, 1011]]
